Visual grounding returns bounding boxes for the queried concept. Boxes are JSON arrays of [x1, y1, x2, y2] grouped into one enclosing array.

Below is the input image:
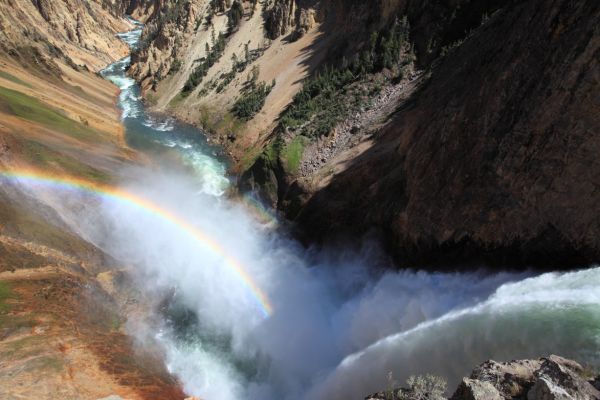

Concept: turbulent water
[[23, 18, 600, 400], [101, 19, 229, 196]]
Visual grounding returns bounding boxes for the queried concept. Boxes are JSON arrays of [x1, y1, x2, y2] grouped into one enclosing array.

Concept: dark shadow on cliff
[[242, 0, 505, 216], [291, 0, 600, 270]]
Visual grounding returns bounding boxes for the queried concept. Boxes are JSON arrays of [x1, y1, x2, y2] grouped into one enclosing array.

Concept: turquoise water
[[100, 19, 229, 196]]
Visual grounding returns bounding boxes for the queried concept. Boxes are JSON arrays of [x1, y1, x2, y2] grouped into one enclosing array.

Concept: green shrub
[[281, 136, 307, 173], [232, 80, 274, 120], [168, 59, 182, 75], [228, 1, 244, 33], [182, 32, 226, 94], [278, 17, 412, 138]]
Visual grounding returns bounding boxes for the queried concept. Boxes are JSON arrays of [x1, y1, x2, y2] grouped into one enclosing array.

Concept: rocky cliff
[[130, 0, 600, 268], [296, 0, 600, 268], [367, 355, 600, 400], [0, 0, 134, 72]]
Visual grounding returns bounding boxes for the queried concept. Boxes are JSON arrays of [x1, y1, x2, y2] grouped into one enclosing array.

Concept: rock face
[[465, 358, 543, 398], [527, 357, 600, 400], [128, 0, 600, 269], [0, 0, 131, 72], [264, 0, 297, 39], [452, 378, 503, 400], [128, 0, 198, 92], [455, 356, 600, 400], [296, 0, 600, 268], [368, 356, 600, 400]]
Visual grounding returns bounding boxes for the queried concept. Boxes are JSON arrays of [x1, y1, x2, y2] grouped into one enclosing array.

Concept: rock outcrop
[[264, 0, 296, 39], [0, 0, 131, 72], [367, 356, 600, 400], [295, 0, 600, 268]]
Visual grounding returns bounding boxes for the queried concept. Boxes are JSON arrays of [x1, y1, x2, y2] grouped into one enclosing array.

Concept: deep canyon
[[0, 1, 598, 400]]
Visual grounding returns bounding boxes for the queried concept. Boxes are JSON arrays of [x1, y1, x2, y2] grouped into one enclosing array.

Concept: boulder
[[369, 357, 599, 400], [451, 378, 503, 400], [468, 358, 542, 398], [527, 356, 600, 400], [528, 377, 574, 400]]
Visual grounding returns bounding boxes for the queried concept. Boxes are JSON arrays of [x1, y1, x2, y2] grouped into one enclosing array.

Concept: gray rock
[[528, 377, 574, 400], [451, 377, 503, 400], [527, 356, 600, 400], [368, 356, 598, 400], [469, 358, 542, 398]]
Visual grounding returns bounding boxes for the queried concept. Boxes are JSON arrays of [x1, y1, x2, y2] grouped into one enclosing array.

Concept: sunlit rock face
[[367, 356, 600, 400]]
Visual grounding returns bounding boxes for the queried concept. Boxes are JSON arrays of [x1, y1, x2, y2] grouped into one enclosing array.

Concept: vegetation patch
[[232, 78, 275, 121], [168, 92, 186, 108], [0, 86, 99, 141], [281, 136, 307, 173], [0, 336, 45, 361], [20, 139, 111, 183], [239, 143, 265, 172], [0, 281, 13, 313], [214, 112, 245, 138], [279, 17, 412, 138], [168, 59, 182, 75], [0, 71, 33, 88], [26, 355, 64, 373], [65, 83, 107, 108], [182, 32, 227, 94]]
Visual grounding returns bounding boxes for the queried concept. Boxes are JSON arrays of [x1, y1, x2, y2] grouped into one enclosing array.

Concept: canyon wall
[[130, 0, 600, 268], [0, 0, 133, 72], [297, 0, 600, 267]]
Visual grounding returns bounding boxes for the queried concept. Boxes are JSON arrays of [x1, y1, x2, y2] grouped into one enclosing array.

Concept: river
[[89, 18, 600, 400]]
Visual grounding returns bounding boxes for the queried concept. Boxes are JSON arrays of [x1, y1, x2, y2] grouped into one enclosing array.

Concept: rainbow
[[241, 193, 279, 227], [0, 168, 273, 317]]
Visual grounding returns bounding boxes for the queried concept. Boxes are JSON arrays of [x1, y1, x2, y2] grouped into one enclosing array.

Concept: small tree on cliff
[[228, 0, 244, 33]]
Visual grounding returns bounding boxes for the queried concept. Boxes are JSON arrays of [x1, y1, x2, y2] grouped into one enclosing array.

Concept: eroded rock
[[368, 356, 600, 400], [527, 356, 600, 400], [451, 378, 503, 400]]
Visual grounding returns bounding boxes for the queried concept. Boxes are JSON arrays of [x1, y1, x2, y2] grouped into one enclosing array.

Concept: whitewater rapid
[[101, 18, 229, 197], [16, 17, 598, 400]]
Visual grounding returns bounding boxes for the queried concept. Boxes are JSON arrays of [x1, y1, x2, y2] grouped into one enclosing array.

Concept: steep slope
[[129, 0, 330, 164], [0, 2, 188, 398], [0, 234, 186, 400], [130, 0, 599, 268], [297, 0, 600, 267], [0, 0, 132, 72], [130, 0, 506, 166]]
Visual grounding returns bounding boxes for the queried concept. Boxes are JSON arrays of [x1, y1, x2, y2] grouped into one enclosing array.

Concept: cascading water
[[11, 18, 600, 400], [100, 18, 229, 197]]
